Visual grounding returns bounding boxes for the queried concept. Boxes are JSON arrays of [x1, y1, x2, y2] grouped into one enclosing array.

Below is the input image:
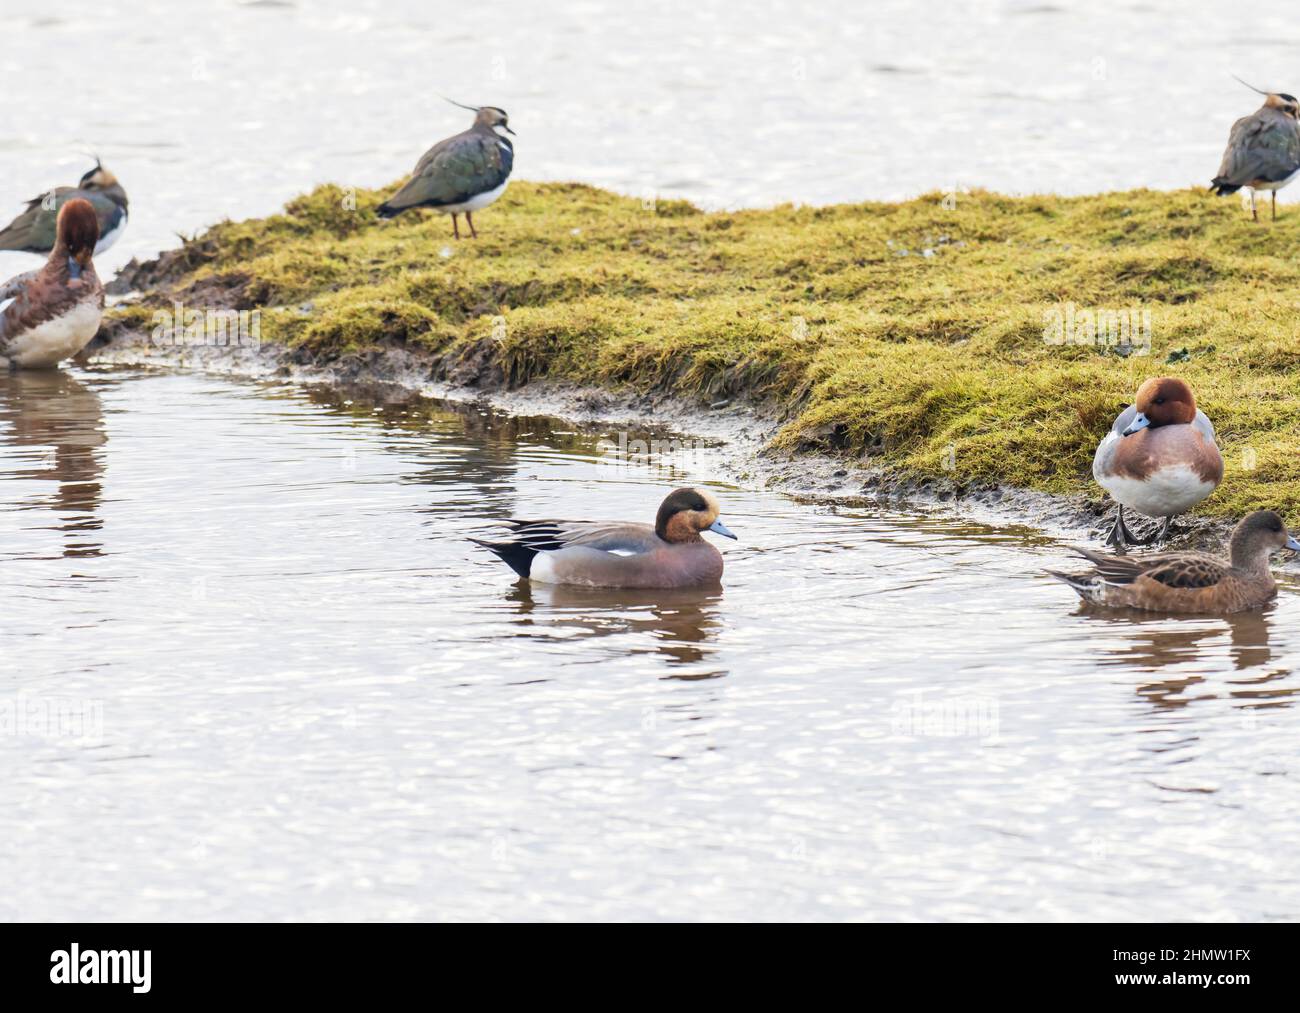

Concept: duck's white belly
[[438, 180, 509, 215], [1100, 465, 1216, 517], [2, 301, 103, 369]]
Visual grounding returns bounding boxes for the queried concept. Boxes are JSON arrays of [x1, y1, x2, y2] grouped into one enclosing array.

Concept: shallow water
[[1, 0, 1294, 282], [2, 365, 1298, 921]]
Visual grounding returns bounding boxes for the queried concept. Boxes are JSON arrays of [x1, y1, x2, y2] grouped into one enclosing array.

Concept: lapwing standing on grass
[[0, 199, 104, 370], [376, 100, 514, 238], [0, 159, 128, 255], [1210, 78, 1300, 221]]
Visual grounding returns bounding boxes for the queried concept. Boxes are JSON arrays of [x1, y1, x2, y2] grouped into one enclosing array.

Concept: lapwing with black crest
[[1210, 77, 1300, 221], [376, 99, 514, 238], [0, 158, 128, 255]]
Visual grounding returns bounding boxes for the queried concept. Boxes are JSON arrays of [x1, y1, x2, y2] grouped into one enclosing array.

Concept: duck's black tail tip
[[469, 537, 536, 578]]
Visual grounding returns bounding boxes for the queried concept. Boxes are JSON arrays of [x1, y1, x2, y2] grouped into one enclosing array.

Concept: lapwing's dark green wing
[[1216, 110, 1300, 187], [382, 130, 513, 212], [0, 186, 73, 252], [0, 186, 123, 253]]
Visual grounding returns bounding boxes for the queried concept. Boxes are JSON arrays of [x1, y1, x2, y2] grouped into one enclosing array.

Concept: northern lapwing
[[0, 159, 128, 256], [1210, 78, 1300, 221], [376, 100, 514, 238], [0, 200, 104, 370]]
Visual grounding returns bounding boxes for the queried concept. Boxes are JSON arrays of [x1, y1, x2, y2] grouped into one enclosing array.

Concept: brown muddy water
[[2, 365, 1299, 921]]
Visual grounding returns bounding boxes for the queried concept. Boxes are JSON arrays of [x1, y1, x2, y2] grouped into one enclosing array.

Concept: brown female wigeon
[[471, 487, 737, 588], [0, 199, 104, 370], [1050, 509, 1299, 614], [1092, 377, 1223, 550]]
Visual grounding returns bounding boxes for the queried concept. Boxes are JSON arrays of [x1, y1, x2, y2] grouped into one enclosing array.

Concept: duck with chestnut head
[[1093, 377, 1223, 551], [0, 199, 105, 370], [471, 487, 737, 589]]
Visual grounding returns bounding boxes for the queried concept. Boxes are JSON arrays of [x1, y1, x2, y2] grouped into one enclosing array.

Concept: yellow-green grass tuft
[[105, 181, 1300, 519]]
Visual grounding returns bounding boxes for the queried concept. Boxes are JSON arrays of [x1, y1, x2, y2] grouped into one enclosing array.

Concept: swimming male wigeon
[[1050, 509, 1299, 614], [0, 199, 104, 370], [1093, 377, 1223, 550], [471, 487, 737, 588]]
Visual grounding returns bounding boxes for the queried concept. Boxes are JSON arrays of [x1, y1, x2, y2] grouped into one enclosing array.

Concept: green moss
[[105, 180, 1300, 518]]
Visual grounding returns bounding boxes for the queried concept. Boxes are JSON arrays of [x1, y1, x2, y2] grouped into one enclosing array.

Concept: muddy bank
[[92, 178, 1298, 549], [88, 325, 1238, 552]]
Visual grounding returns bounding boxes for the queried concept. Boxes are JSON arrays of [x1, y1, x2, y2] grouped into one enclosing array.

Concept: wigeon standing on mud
[[1093, 377, 1223, 551], [0, 199, 104, 370]]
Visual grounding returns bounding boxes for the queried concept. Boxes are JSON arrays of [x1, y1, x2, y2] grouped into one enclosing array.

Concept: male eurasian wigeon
[[1093, 377, 1223, 550], [376, 100, 513, 239], [471, 487, 737, 588], [0, 200, 104, 370], [0, 159, 128, 255], [1050, 509, 1299, 614]]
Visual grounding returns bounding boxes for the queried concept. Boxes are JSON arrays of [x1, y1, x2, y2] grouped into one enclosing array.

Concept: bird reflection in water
[[0, 369, 106, 557], [1071, 604, 1294, 713], [504, 581, 726, 676]]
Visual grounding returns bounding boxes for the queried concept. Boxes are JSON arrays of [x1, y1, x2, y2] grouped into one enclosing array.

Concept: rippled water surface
[[2, 366, 1299, 920], [2, 0, 1296, 282]]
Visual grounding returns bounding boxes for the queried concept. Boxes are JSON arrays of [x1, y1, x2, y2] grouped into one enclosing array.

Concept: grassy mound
[[104, 180, 1300, 518]]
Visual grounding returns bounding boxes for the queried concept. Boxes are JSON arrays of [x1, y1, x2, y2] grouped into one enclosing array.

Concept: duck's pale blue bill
[[708, 519, 738, 540], [1122, 412, 1151, 436], [1287, 535, 1300, 552]]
